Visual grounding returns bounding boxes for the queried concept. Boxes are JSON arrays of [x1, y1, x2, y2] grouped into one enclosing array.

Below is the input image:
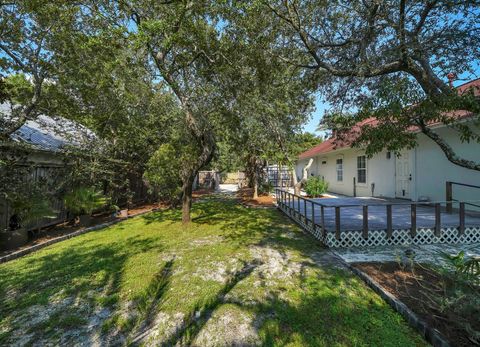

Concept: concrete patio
[[333, 243, 480, 264]]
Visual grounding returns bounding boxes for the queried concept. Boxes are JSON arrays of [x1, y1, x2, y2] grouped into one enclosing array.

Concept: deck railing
[[446, 181, 480, 212], [275, 188, 480, 241]]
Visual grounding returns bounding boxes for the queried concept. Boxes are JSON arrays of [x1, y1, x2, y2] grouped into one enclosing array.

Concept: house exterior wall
[[301, 149, 395, 198], [296, 122, 480, 205], [413, 125, 480, 204]]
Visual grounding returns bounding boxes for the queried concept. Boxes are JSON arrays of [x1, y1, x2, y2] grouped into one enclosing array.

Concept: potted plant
[[64, 187, 107, 227], [1, 192, 56, 251], [110, 204, 127, 218]]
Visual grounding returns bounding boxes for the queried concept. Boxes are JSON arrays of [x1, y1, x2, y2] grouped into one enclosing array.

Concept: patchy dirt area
[[353, 262, 479, 347], [236, 188, 275, 207], [0, 198, 427, 346]]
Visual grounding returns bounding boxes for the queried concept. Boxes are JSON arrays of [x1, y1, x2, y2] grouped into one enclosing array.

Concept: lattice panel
[[324, 227, 480, 248], [277, 203, 480, 248]]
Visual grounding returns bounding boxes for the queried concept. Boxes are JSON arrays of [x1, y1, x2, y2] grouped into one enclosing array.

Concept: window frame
[[336, 157, 343, 182], [357, 155, 367, 184]]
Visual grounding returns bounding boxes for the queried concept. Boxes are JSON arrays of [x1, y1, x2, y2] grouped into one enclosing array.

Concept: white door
[[396, 150, 412, 198]]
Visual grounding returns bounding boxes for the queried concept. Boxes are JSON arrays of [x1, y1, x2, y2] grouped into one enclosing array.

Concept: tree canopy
[[265, 0, 480, 170], [1, 0, 479, 224]]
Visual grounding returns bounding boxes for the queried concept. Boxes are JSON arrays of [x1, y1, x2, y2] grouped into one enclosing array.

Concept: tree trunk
[[253, 171, 258, 199], [294, 158, 314, 195], [181, 174, 195, 224], [291, 167, 298, 188]]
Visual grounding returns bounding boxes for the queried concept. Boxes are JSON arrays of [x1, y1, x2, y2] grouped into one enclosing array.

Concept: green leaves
[[64, 187, 108, 216], [304, 177, 329, 197]]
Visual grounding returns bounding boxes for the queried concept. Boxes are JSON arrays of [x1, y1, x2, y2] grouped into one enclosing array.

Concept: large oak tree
[[265, 0, 480, 170]]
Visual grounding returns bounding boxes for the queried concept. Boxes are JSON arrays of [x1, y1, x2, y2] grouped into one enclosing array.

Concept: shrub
[[9, 191, 56, 229], [143, 144, 183, 205], [430, 251, 480, 343], [64, 187, 108, 216], [259, 181, 274, 195], [304, 177, 329, 197]]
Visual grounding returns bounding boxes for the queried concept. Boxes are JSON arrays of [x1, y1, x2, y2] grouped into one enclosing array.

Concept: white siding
[[296, 148, 396, 197], [295, 122, 480, 205], [414, 125, 480, 204]]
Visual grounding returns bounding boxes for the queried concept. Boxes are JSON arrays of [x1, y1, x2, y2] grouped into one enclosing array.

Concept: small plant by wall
[[304, 177, 329, 197]]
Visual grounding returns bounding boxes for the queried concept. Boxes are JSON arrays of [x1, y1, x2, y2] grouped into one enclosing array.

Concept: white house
[[296, 79, 480, 207]]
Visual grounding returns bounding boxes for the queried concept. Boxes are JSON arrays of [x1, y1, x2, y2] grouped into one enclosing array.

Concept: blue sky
[[303, 61, 480, 136]]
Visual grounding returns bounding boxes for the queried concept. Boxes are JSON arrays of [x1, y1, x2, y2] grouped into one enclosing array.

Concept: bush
[[9, 190, 56, 229], [143, 144, 183, 205], [64, 187, 108, 216], [259, 181, 274, 195], [304, 177, 329, 197], [431, 251, 480, 344]]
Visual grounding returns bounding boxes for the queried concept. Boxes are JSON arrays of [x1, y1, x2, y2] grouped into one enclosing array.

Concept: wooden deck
[[286, 196, 480, 232]]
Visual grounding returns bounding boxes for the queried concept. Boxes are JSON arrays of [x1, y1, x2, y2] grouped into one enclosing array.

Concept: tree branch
[[419, 121, 480, 171]]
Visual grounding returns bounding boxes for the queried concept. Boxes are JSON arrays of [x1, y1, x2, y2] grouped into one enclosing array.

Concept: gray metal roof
[[1, 102, 95, 152]]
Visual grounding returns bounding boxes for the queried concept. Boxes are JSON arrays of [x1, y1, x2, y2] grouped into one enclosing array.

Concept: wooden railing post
[[304, 198, 307, 222], [446, 181, 453, 213], [321, 205, 326, 238], [335, 206, 341, 240], [459, 202, 465, 235], [362, 205, 368, 239], [311, 201, 315, 227], [386, 204, 393, 239], [410, 204, 417, 237], [435, 203, 441, 236]]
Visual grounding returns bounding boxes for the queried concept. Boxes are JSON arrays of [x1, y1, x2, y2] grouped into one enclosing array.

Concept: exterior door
[[396, 150, 412, 198]]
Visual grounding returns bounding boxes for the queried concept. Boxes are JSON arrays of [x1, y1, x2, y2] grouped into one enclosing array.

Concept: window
[[336, 158, 343, 182], [357, 156, 367, 183]]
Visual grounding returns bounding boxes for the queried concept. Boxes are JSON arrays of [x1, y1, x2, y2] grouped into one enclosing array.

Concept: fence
[[275, 188, 480, 248], [1, 164, 150, 233], [196, 171, 220, 190], [266, 165, 292, 188], [0, 165, 68, 233]]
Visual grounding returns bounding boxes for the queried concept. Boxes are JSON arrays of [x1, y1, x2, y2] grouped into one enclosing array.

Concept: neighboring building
[[296, 79, 480, 205], [1, 102, 97, 232]]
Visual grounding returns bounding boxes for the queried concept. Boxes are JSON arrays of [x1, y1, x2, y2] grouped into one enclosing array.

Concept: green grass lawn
[[0, 195, 426, 346]]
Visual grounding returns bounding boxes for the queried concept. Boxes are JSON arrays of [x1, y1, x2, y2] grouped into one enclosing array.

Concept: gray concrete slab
[[284, 196, 480, 231], [333, 243, 480, 265]]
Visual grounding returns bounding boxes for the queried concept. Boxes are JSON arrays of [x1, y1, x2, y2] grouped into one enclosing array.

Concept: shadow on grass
[[162, 260, 260, 346], [0, 195, 424, 346], [151, 196, 423, 346], [0, 233, 165, 344], [126, 258, 175, 344]]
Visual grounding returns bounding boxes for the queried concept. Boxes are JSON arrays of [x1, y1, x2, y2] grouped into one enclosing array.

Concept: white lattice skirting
[[278, 204, 480, 248]]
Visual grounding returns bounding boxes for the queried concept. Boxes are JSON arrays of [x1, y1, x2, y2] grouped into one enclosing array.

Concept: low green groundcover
[[0, 196, 426, 346]]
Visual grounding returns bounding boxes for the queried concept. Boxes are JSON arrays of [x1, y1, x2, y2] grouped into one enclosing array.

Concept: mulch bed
[[192, 188, 215, 198], [353, 262, 478, 347], [0, 202, 164, 258], [236, 188, 275, 207]]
